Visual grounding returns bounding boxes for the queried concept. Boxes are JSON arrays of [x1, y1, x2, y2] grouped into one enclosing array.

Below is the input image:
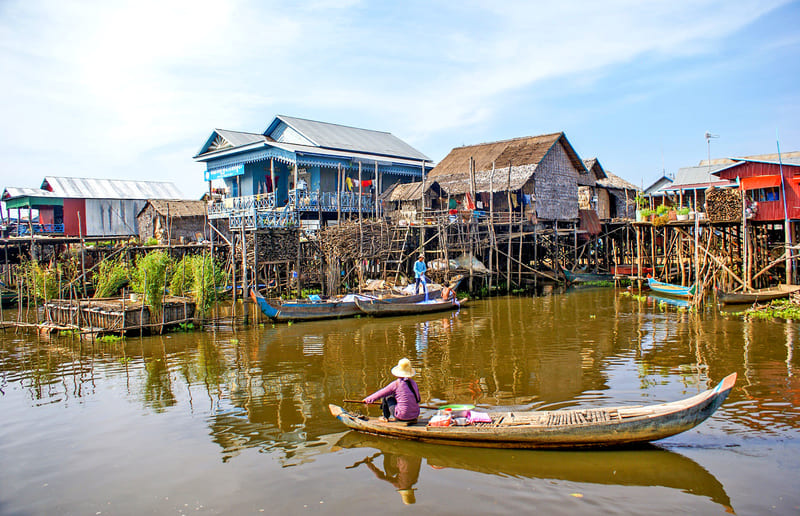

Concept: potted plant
[[676, 207, 690, 221], [634, 195, 649, 222], [639, 208, 653, 222]]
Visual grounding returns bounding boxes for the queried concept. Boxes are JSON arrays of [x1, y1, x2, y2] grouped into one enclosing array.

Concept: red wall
[[63, 198, 86, 237], [38, 207, 54, 225], [717, 162, 800, 221]]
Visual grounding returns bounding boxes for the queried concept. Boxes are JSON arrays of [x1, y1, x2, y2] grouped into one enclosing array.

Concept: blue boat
[[250, 288, 443, 322], [646, 278, 696, 299]]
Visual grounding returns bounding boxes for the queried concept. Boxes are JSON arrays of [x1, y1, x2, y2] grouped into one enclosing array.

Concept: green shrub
[[168, 253, 225, 315], [131, 251, 173, 315], [639, 208, 653, 218], [144, 237, 159, 246], [656, 204, 669, 215], [21, 260, 58, 302], [677, 207, 691, 215], [93, 257, 130, 298]]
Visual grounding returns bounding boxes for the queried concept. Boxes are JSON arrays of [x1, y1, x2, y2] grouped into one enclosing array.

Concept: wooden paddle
[[343, 399, 440, 410]]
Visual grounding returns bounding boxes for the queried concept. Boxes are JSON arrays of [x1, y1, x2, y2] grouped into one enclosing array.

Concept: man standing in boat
[[363, 358, 421, 423], [414, 254, 427, 295]]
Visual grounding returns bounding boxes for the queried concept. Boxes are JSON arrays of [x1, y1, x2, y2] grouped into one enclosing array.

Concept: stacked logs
[[251, 229, 299, 262], [315, 220, 390, 262], [705, 187, 742, 222]]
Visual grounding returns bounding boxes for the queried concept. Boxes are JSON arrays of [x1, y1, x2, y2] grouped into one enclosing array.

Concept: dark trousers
[[415, 276, 427, 295], [380, 396, 397, 419]]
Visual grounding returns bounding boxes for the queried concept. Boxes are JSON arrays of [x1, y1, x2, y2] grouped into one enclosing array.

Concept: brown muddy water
[[1, 288, 798, 515]]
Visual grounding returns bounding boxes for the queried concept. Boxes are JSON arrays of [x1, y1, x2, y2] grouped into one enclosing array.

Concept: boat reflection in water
[[334, 431, 732, 511], [648, 293, 691, 309]]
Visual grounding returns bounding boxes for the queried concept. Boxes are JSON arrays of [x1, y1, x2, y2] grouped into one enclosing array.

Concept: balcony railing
[[210, 190, 376, 229], [16, 223, 65, 236]]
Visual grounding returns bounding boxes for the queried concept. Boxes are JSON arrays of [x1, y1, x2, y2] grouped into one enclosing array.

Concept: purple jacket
[[364, 378, 420, 420]]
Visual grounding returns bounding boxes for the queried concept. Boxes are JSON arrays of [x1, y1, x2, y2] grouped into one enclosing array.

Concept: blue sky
[[1, 0, 798, 198]]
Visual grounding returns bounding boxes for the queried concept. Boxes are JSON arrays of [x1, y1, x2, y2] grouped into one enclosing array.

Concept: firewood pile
[[705, 187, 742, 222], [249, 229, 299, 262], [315, 221, 390, 263]]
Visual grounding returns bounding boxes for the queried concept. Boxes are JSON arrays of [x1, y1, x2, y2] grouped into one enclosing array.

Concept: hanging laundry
[[522, 193, 531, 205], [511, 193, 518, 209], [345, 177, 354, 191], [361, 180, 372, 188], [448, 198, 458, 209], [465, 193, 476, 210]]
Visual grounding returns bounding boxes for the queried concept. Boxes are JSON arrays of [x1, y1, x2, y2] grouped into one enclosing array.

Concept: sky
[[1, 0, 798, 199]]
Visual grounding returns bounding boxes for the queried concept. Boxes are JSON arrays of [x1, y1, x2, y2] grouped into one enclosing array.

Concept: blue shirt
[[414, 260, 427, 278]]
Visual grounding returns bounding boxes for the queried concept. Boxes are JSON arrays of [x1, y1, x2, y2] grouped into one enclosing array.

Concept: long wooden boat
[[250, 288, 442, 322], [329, 372, 736, 449], [355, 298, 463, 317], [647, 277, 696, 298], [614, 265, 653, 276], [717, 284, 800, 305], [564, 269, 614, 284]]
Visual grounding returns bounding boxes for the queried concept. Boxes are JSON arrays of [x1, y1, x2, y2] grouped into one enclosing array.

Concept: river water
[[1, 288, 798, 515]]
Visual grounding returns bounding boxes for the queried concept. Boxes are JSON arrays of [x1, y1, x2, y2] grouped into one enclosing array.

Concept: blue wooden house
[[194, 115, 432, 230]]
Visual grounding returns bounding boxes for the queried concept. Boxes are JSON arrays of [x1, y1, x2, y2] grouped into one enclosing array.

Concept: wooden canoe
[[564, 270, 614, 284], [329, 372, 736, 449], [647, 278, 696, 298], [614, 265, 653, 276], [355, 298, 463, 317], [250, 288, 442, 322], [717, 284, 800, 305]]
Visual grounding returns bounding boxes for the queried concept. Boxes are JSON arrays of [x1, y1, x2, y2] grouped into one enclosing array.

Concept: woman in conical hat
[[363, 358, 421, 422]]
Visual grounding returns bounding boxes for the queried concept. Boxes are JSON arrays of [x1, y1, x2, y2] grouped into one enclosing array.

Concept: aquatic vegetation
[[583, 280, 615, 287], [744, 299, 800, 320], [93, 257, 130, 298], [20, 260, 59, 302], [99, 334, 124, 343], [131, 251, 173, 315]]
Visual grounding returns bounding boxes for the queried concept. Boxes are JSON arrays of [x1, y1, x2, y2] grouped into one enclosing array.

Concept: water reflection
[[1, 291, 799, 490], [335, 431, 733, 512]]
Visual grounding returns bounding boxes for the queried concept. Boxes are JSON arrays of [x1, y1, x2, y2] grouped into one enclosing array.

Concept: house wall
[[84, 199, 145, 236], [595, 189, 611, 219], [533, 142, 579, 221], [63, 198, 86, 236], [716, 162, 800, 221]]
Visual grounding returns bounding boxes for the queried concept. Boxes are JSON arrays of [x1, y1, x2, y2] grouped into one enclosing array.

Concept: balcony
[[15, 223, 65, 236], [210, 190, 376, 229]]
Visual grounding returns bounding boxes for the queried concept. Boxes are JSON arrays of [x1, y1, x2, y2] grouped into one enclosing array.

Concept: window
[[750, 187, 780, 203]]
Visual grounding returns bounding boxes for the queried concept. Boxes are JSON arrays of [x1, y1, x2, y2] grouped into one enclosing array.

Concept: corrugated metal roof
[[273, 115, 430, 161], [643, 176, 673, 195], [41, 177, 183, 200], [2, 187, 61, 200], [216, 129, 265, 148], [662, 163, 740, 190]]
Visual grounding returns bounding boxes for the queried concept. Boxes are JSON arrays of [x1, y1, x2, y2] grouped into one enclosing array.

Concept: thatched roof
[[428, 132, 587, 181], [138, 199, 208, 218], [434, 164, 537, 195], [582, 158, 608, 180], [380, 181, 443, 201], [596, 171, 639, 192]]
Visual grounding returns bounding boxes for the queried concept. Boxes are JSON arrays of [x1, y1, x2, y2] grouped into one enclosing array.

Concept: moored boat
[[355, 298, 463, 317], [250, 287, 443, 322], [647, 277, 696, 298], [717, 284, 800, 305], [329, 372, 736, 449], [564, 269, 614, 284], [614, 265, 653, 276]]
